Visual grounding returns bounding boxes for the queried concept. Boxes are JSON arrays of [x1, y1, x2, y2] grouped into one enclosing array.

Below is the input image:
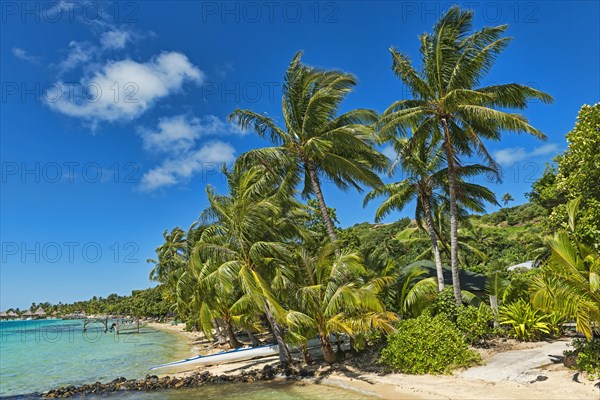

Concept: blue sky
[[1, 1, 599, 309]]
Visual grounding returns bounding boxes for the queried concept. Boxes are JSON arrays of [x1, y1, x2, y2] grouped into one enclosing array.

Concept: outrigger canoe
[[150, 338, 327, 370], [149, 344, 280, 370]]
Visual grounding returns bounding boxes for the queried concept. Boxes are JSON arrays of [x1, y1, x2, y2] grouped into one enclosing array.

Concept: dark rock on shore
[[43, 362, 318, 398]]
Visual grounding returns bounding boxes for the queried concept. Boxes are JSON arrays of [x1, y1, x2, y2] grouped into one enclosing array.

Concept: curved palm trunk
[[224, 319, 243, 349], [320, 334, 337, 364], [421, 198, 445, 291], [264, 304, 292, 365], [301, 344, 313, 364], [212, 318, 228, 346], [246, 329, 261, 347], [306, 162, 338, 241], [442, 118, 463, 306]]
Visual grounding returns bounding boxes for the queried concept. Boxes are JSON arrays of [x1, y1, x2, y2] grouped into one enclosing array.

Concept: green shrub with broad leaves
[[498, 300, 550, 341], [564, 338, 600, 380], [456, 304, 495, 344], [380, 313, 481, 374], [431, 287, 459, 321]]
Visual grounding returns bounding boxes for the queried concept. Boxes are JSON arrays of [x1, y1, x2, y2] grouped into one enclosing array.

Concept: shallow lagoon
[[0, 320, 374, 399], [0, 320, 188, 397]]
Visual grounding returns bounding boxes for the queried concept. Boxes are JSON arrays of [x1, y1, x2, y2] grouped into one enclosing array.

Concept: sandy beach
[[146, 322, 599, 399]]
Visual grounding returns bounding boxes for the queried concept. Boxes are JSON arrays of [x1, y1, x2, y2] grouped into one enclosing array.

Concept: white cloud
[[12, 48, 39, 64], [139, 141, 236, 191], [138, 114, 246, 154], [530, 143, 560, 157], [100, 30, 130, 50], [494, 143, 559, 166], [139, 115, 201, 153], [214, 63, 235, 79], [55, 23, 143, 74], [58, 41, 94, 72], [46, 52, 203, 126]]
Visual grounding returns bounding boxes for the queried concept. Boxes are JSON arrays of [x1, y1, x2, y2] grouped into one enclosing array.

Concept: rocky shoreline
[[44, 363, 317, 398]]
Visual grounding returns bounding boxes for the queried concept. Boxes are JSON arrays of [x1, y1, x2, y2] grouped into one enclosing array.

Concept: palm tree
[[486, 270, 511, 327], [289, 242, 396, 363], [148, 227, 187, 283], [396, 220, 488, 269], [175, 253, 247, 348], [366, 138, 496, 290], [230, 51, 388, 241], [530, 198, 600, 340], [364, 137, 447, 290], [379, 6, 553, 304], [502, 193, 514, 208], [196, 164, 302, 364], [382, 260, 439, 318]]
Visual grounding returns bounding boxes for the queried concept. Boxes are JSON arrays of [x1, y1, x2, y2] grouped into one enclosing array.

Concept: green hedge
[[380, 313, 481, 374], [455, 304, 495, 344]]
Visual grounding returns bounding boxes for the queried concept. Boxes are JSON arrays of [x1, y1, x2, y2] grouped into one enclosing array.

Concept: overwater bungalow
[[21, 310, 34, 319], [0, 311, 7, 320], [34, 307, 47, 319], [7, 311, 18, 320]]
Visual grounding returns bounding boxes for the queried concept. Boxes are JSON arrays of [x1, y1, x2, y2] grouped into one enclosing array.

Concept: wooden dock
[[82, 317, 144, 334], [83, 317, 109, 333]]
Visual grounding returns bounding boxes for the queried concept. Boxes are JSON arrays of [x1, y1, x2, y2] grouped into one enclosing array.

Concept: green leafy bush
[[380, 313, 481, 374], [564, 338, 600, 380], [456, 304, 495, 344], [498, 300, 550, 341], [352, 329, 384, 351], [431, 287, 459, 321], [545, 312, 567, 338]]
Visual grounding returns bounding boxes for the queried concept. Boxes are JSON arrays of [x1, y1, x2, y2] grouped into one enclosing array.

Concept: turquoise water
[[0, 320, 374, 399], [86, 381, 374, 399], [0, 319, 189, 397]]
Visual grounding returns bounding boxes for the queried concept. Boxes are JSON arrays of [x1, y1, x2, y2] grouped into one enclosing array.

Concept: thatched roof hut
[[34, 307, 46, 319], [0, 311, 7, 319], [7, 311, 18, 319], [22, 310, 34, 318]]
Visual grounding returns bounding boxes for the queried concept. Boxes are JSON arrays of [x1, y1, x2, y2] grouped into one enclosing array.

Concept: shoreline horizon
[[2, 320, 597, 399]]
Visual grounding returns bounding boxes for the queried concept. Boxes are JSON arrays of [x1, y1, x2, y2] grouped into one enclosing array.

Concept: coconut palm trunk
[[224, 320, 243, 349], [264, 304, 292, 364], [379, 7, 552, 303], [442, 121, 462, 306], [320, 334, 337, 364], [246, 329, 261, 347], [422, 199, 445, 291], [211, 318, 228, 346], [301, 344, 313, 364], [307, 162, 338, 241]]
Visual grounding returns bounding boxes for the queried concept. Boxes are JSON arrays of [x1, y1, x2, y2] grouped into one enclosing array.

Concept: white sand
[[148, 323, 599, 399]]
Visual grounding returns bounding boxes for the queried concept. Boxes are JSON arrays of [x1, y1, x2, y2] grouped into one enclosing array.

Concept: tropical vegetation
[[380, 312, 481, 374], [21, 8, 599, 378]]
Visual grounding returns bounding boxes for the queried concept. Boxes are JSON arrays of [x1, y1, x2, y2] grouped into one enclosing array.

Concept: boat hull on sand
[[150, 344, 279, 370], [150, 338, 330, 370]]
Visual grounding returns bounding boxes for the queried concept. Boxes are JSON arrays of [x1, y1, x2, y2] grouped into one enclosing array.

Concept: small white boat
[[149, 344, 280, 370], [113, 321, 148, 333], [150, 338, 330, 370]]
